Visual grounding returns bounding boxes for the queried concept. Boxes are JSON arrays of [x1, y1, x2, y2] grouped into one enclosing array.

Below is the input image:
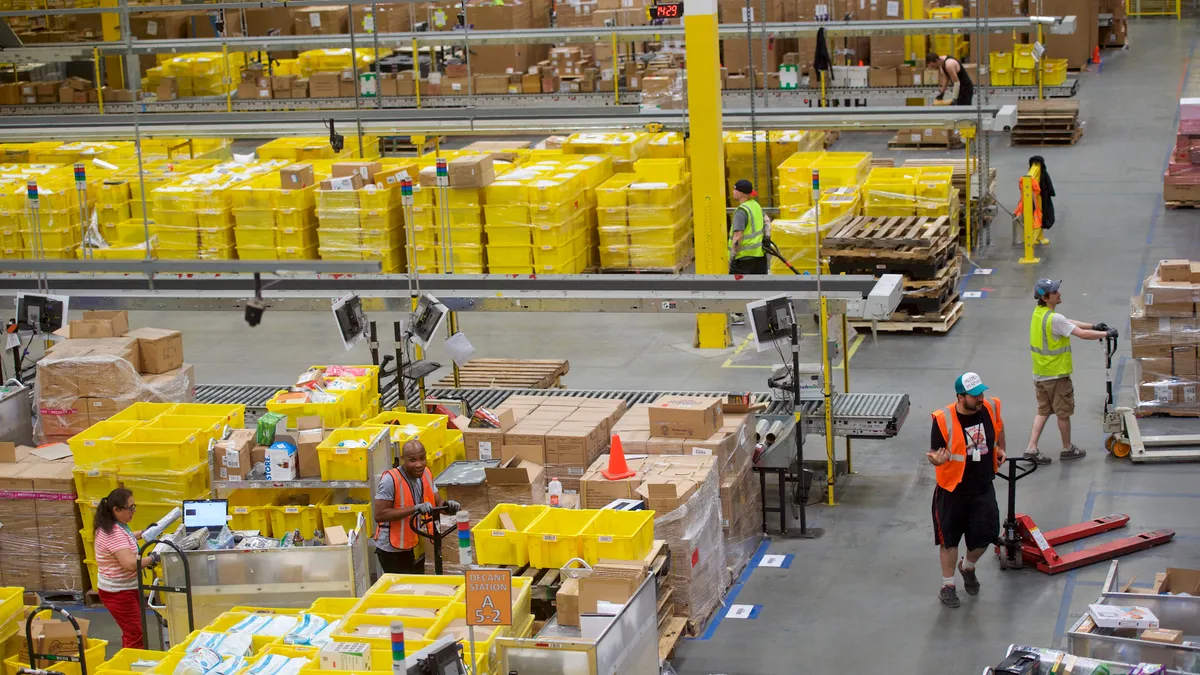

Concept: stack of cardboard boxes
[[36, 311, 193, 442], [460, 395, 627, 494], [0, 78, 134, 106], [1166, 99, 1200, 205], [0, 443, 85, 593], [1132, 260, 1200, 415]]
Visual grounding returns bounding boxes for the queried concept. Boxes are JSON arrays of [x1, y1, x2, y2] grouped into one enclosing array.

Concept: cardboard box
[[237, 81, 271, 100], [1087, 604, 1159, 630], [332, 161, 382, 183], [1140, 628, 1184, 645], [474, 74, 511, 95], [265, 442, 297, 481], [1154, 567, 1200, 594], [280, 164, 315, 190], [294, 6, 349, 35], [320, 174, 364, 191], [484, 458, 546, 507], [448, 155, 495, 187], [1158, 259, 1191, 282], [215, 429, 256, 480], [522, 73, 542, 93], [578, 564, 645, 614], [320, 642, 372, 671], [296, 422, 325, 479], [649, 396, 723, 439], [1164, 178, 1200, 203], [868, 67, 897, 87], [556, 577, 580, 627], [68, 311, 129, 339], [124, 327, 183, 374], [309, 72, 340, 98]]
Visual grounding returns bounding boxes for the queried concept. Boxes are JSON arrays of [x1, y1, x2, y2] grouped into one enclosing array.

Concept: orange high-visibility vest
[[376, 467, 436, 551], [931, 398, 1004, 492], [1014, 177, 1043, 229]]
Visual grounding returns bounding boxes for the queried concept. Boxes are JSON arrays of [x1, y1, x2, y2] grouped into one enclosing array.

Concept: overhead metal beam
[[0, 273, 904, 318], [0, 260, 382, 274], [0, 17, 1072, 63], [0, 105, 999, 139]]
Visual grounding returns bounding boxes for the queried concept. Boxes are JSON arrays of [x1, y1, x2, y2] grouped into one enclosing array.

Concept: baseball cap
[[733, 179, 756, 196], [955, 372, 988, 396], [1034, 278, 1061, 298]]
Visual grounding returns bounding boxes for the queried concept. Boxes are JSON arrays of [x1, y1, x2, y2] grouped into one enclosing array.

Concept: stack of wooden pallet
[[1012, 100, 1082, 146], [822, 215, 965, 333], [433, 358, 570, 389]]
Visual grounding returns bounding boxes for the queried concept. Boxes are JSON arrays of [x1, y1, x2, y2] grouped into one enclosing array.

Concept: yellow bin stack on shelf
[[930, 6, 969, 59], [863, 167, 921, 217], [990, 51, 1013, 86], [0, 169, 82, 259], [725, 131, 824, 208], [315, 182, 405, 273], [915, 167, 955, 217], [528, 170, 589, 274], [561, 132, 650, 174], [620, 158, 692, 271], [812, 152, 872, 190], [257, 135, 380, 162], [231, 173, 321, 261], [775, 151, 827, 209], [150, 162, 282, 260]]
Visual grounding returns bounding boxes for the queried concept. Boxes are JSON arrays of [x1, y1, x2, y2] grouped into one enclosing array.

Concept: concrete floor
[[57, 17, 1200, 674]]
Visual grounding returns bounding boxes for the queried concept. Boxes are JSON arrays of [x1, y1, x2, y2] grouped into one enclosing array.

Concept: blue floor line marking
[[1054, 570, 1080, 642], [747, 605, 763, 619], [1088, 491, 1200, 499], [692, 538, 772, 641]]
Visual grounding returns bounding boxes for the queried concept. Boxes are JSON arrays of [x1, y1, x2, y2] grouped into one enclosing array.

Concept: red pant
[[97, 588, 144, 649]]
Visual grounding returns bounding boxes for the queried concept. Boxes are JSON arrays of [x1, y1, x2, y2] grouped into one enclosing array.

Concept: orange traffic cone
[[602, 434, 636, 480], [1092, 46, 1101, 65]]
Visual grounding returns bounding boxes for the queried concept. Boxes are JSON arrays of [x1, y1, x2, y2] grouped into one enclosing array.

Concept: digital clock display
[[648, 1, 683, 19]]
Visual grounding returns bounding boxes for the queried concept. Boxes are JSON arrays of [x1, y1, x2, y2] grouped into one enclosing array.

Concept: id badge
[[972, 448, 981, 462]]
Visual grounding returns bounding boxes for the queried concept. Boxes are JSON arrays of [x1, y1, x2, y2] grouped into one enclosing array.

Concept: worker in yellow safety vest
[[1024, 279, 1117, 465], [373, 439, 460, 574], [729, 179, 770, 326], [927, 372, 1005, 609]]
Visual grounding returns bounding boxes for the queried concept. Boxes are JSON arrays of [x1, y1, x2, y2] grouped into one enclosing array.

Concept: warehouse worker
[[927, 373, 1005, 609], [373, 439, 460, 575], [93, 488, 160, 648], [729, 179, 770, 325], [1025, 279, 1118, 464], [927, 51, 974, 106]]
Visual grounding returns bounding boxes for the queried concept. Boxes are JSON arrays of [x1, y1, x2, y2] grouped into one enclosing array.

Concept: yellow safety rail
[[1019, 162, 1046, 264], [1125, 0, 1180, 17]]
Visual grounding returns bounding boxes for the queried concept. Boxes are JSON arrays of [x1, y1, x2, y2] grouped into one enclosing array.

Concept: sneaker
[[1023, 450, 1052, 466], [939, 584, 961, 608], [730, 313, 746, 326], [1060, 445, 1087, 461], [958, 563, 980, 595]]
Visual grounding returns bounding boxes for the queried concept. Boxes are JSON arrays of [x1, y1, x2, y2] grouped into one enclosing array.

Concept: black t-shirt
[[931, 406, 996, 494]]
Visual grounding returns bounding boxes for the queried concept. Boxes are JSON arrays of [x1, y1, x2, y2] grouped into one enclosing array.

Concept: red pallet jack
[[995, 457, 1175, 574]]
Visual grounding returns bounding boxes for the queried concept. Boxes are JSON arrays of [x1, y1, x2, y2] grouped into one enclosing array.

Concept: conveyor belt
[[194, 383, 909, 439]]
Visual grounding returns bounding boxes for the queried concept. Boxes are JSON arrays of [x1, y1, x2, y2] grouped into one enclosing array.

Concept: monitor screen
[[183, 499, 228, 531]]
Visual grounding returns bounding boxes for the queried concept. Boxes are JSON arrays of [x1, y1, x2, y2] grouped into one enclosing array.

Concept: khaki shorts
[[1035, 377, 1075, 417]]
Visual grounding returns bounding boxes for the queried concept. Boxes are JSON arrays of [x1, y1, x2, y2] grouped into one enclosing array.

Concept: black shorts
[[730, 255, 769, 275], [932, 483, 999, 550], [376, 548, 424, 575]]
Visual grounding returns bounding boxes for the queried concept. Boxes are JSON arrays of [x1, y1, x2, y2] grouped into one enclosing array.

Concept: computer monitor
[[409, 294, 448, 350], [15, 293, 68, 334], [746, 294, 796, 353], [182, 499, 229, 534], [332, 293, 369, 351]]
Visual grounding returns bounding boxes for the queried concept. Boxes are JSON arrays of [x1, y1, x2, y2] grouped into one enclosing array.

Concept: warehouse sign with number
[[464, 569, 513, 626]]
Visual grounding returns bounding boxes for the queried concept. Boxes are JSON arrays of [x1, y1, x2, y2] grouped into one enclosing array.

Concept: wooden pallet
[[659, 617, 688, 662], [870, 158, 896, 169], [433, 358, 569, 389], [824, 215, 952, 249], [1165, 201, 1200, 210], [1012, 127, 1083, 146], [887, 134, 964, 150], [601, 249, 694, 274], [1012, 100, 1082, 146], [850, 300, 964, 333], [900, 260, 962, 314]]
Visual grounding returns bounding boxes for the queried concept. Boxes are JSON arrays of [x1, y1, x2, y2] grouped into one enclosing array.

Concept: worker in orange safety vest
[[927, 372, 1006, 608], [373, 439, 460, 574]]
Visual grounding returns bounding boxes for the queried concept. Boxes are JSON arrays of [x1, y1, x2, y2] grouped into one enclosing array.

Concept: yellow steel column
[[100, 0, 123, 88], [904, 0, 925, 64], [685, 0, 731, 349]]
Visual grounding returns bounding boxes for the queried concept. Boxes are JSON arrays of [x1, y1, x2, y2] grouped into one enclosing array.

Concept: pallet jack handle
[[19, 605, 86, 675], [1104, 334, 1119, 414], [996, 457, 1038, 570], [137, 538, 196, 650], [409, 505, 456, 575]]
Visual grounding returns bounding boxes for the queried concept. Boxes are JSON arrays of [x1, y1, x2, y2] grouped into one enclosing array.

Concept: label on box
[[542, 534, 557, 542], [886, 0, 899, 15], [259, 89, 270, 97], [225, 451, 240, 468], [1144, 293, 1154, 305], [434, 9, 447, 26], [740, 5, 754, 19], [491, 530, 506, 537], [1155, 384, 1170, 401], [338, 505, 352, 512], [336, 447, 349, 455], [234, 507, 249, 514], [911, 134, 921, 143], [310, 12, 322, 26], [5, 333, 18, 349], [691, 447, 712, 456], [478, 441, 493, 460], [147, 20, 158, 35], [913, 75, 922, 85], [285, 506, 300, 514], [598, 535, 613, 543], [87, 469, 99, 476], [1186, 386, 1197, 403], [1160, 317, 1171, 331], [362, 15, 374, 32], [219, 467, 229, 478], [229, 476, 242, 482], [924, 129, 933, 136]]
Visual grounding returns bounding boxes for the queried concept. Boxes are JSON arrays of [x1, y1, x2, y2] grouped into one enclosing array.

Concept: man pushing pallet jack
[[925, 280, 1175, 608]]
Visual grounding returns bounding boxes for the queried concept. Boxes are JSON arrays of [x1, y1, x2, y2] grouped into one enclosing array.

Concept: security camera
[[328, 119, 344, 153], [245, 273, 266, 327]]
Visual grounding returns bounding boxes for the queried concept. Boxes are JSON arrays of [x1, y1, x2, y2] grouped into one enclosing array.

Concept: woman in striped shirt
[[93, 488, 159, 648]]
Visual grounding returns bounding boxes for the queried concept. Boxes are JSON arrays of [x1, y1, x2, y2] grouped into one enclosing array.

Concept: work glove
[[148, 552, 161, 566], [1106, 328, 1119, 339], [935, 92, 945, 101], [414, 503, 433, 516], [1093, 322, 1109, 332], [444, 500, 461, 515]]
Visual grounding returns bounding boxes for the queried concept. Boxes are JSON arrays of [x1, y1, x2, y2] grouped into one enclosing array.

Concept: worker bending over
[[373, 439, 460, 574], [928, 373, 1005, 608], [1026, 279, 1118, 464], [926, 51, 974, 106]]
